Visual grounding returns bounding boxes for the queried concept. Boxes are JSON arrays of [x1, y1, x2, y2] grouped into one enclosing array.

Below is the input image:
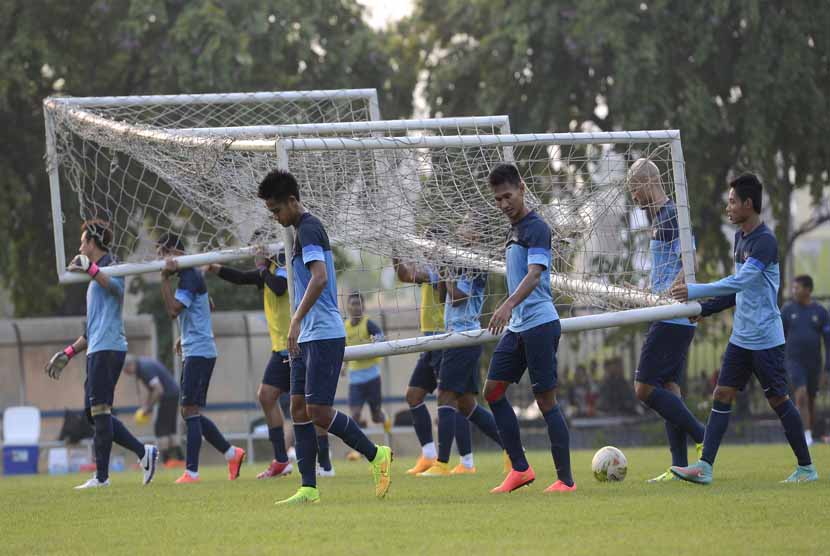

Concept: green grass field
[[3, 445, 829, 555]]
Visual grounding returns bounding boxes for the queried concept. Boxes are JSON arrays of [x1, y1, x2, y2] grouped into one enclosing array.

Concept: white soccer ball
[[591, 446, 627, 482]]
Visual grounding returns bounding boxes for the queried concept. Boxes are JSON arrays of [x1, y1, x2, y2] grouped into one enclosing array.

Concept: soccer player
[[418, 226, 504, 477], [391, 256, 476, 474], [44, 220, 158, 489], [157, 234, 246, 484], [343, 292, 391, 432], [258, 169, 392, 505], [123, 354, 185, 467], [780, 274, 830, 446], [484, 163, 575, 493], [628, 159, 705, 482], [670, 174, 817, 484], [206, 249, 294, 479]]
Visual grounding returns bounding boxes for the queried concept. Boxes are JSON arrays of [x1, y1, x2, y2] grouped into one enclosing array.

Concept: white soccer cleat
[[140, 445, 159, 485], [74, 476, 110, 490], [316, 465, 336, 477]]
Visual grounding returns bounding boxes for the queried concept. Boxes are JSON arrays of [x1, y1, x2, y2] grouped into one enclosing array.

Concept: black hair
[[157, 232, 185, 252], [348, 291, 364, 305], [794, 275, 814, 291], [81, 219, 112, 251], [730, 173, 763, 213], [258, 169, 301, 202], [488, 163, 522, 188]]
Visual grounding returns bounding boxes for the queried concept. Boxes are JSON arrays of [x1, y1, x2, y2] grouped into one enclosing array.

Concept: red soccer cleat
[[175, 472, 200, 484], [543, 480, 577, 493], [227, 447, 246, 480], [256, 459, 292, 479], [490, 466, 536, 493]]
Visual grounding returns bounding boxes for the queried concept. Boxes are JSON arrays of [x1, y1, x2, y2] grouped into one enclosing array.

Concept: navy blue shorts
[[786, 358, 820, 396], [349, 376, 383, 411], [635, 322, 696, 387], [262, 350, 291, 392], [438, 345, 482, 394], [488, 320, 561, 393], [718, 343, 788, 399], [290, 338, 346, 406], [180, 356, 216, 407], [84, 350, 126, 409], [408, 349, 442, 392], [155, 396, 179, 437]]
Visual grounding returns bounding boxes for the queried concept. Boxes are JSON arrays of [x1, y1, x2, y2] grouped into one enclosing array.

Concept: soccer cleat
[[74, 476, 110, 490], [406, 455, 436, 475], [275, 486, 320, 505], [140, 445, 159, 485], [670, 460, 713, 485], [647, 468, 680, 483], [175, 472, 200, 484], [383, 415, 393, 434], [417, 461, 451, 477], [163, 458, 186, 469], [502, 451, 511, 474], [227, 446, 246, 480], [370, 445, 393, 498], [316, 465, 336, 477], [450, 463, 477, 475], [543, 480, 577, 493], [781, 464, 819, 483], [490, 466, 536, 493], [257, 460, 292, 479]]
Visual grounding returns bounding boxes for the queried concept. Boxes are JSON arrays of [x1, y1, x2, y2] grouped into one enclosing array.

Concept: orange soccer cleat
[[490, 466, 536, 493], [227, 447, 246, 480]]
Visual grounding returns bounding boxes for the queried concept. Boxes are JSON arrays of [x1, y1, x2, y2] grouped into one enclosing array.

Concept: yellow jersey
[[263, 261, 290, 353], [420, 283, 445, 333], [344, 315, 383, 371]]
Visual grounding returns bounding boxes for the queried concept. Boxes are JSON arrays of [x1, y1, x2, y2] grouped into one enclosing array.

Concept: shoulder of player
[[518, 211, 550, 237]]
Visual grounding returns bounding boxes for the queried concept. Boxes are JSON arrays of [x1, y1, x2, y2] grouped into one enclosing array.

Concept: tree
[[0, 0, 414, 317], [409, 0, 830, 288]]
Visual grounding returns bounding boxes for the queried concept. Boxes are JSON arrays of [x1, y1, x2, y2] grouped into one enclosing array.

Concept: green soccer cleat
[[670, 460, 713, 485], [647, 468, 679, 483], [275, 486, 320, 505], [370, 445, 393, 498], [781, 464, 818, 483]]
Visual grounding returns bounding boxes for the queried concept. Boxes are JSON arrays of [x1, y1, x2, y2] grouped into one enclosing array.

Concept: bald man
[[629, 159, 705, 483]]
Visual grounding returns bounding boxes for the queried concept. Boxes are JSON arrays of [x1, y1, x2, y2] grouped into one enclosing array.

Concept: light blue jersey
[[292, 212, 346, 342], [445, 269, 488, 332], [690, 223, 784, 350], [649, 200, 695, 327], [505, 210, 559, 332], [86, 254, 127, 354], [175, 267, 217, 358]]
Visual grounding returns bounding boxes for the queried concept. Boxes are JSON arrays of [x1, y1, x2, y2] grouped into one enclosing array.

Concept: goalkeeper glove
[[67, 254, 100, 277], [45, 345, 76, 380]]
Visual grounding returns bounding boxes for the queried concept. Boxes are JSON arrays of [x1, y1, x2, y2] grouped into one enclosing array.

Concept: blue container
[[3, 445, 39, 475]]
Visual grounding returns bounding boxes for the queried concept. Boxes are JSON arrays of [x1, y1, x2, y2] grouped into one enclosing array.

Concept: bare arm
[[488, 264, 544, 335], [445, 279, 469, 307], [143, 382, 164, 412], [160, 274, 185, 319]]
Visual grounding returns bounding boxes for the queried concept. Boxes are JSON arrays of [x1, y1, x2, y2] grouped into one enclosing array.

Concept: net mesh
[[46, 92, 691, 343]]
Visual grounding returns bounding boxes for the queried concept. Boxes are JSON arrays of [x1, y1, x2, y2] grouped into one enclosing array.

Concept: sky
[[356, 0, 414, 29]]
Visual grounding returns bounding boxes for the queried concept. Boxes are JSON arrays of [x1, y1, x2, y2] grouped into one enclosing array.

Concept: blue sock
[[294, 422, 317, 488], [645, 388, 705, 444], [317, 435, 332, 471], [200, 415, 231, 454], [774, 400, 812, 466], [543, 405, 573, 486], [185, 415, 202, 473], [111, 416, 145, 459], [269, 426, 288, 463], [437, 406, 456, 464], [701, 400, 731, 465], [93, 414, 113, 482], [454, 411, 472, 457], [665, 421, 688, 467], [467, 404, 503, 448], [488, 396, 528, 472], [328, 411, 378, 462], [410, 403, 433, 447]]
